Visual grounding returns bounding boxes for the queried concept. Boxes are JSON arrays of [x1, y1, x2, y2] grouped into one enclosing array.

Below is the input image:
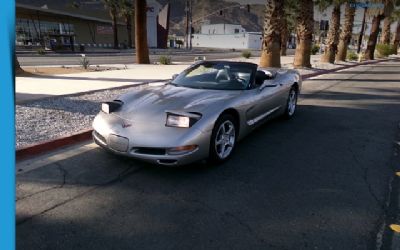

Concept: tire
[[209, 114, 237, 164], [283, 86, 298, 119]]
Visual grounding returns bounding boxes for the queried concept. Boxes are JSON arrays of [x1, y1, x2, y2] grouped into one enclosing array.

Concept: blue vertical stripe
[[0, 0, 15, 249]]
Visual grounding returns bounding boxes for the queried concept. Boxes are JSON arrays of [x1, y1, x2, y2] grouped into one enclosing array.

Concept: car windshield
[[171, 62, 256, 90]]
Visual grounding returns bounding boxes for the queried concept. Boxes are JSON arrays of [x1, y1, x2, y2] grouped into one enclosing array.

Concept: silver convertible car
[[92, 61, 301, 166]]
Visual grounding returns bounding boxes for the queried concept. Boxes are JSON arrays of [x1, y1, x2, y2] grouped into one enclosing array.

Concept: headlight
[[166, 114, 190, 128], [165, 112, 201, 128]]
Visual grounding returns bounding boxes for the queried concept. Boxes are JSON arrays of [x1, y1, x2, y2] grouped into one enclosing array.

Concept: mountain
[[16, 0, 265, 36]]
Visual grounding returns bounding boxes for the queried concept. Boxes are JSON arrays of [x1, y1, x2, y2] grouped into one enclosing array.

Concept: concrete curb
[[16, 129, 93, 161], [15, 58, 397, 161]]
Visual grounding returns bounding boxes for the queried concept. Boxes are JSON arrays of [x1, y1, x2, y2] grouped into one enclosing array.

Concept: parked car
[[92, 61, 301, 166]]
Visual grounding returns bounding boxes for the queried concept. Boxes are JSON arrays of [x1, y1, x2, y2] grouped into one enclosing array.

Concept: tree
[[293, 0, 314, 68], [103, 0, 120, 49], [317, 0, 345, 63], [336, 1, 356, 61], [364, 0, 394, 60], [381, 16, 392, 44], [281, 0, 298, 56], [119, 0, 134, 48], [135, 0, 150, 64], [393, 21, 400, 54], [15, 54, 22, 74], [382, 3, 400, 44], [259, 0, 284, 67], [281, 16, 289, 56], [392, 10, 400, 54]]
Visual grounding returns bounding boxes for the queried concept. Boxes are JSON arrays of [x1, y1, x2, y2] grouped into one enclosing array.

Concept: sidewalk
[[16, 64, 188, 103]]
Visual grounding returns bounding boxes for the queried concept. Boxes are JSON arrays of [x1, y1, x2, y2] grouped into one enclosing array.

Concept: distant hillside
[[16, 0, 265, 36]]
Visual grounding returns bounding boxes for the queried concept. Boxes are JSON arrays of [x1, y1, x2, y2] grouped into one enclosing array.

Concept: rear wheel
[[209, 114, 237, 164], [283, 86, 298, 119]]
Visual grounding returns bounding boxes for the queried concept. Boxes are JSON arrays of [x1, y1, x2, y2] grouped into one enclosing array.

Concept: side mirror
[[172, 74, 179, 80]]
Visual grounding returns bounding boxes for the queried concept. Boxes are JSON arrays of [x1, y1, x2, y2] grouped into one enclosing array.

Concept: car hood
[[113, 83, 241, 123]]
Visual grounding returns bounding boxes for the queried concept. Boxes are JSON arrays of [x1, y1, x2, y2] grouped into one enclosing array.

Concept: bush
[[159, 55, 171, 65], [241, 50, 252, 58], [346, 51, 359, 61], [37, 48, 45, 55], [311, 44, 320, 55], [79, 55, 90, 69], [376, 44, 396, 57]]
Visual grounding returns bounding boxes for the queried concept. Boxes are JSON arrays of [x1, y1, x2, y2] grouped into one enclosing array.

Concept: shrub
[[37, 48, 45, 55], [311, 44, 320, 55], [159, 55, 171, 65], [79, 55, 90, 69], [376, 44, 396, 58], [346, 51, 358, 61], [241, 50, 252, 58]]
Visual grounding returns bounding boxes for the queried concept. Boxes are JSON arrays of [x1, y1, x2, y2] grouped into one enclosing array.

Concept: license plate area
[[108, 134, 129, 152]]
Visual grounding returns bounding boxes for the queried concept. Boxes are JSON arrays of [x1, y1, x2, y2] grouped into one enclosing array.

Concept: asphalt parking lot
[[16, 60, 400, 250]]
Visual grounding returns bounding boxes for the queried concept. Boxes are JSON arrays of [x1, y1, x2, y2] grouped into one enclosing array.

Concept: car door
[[244, 77, 283, 126]]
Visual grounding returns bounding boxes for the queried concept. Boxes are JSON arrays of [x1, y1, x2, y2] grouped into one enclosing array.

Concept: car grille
[[131, 147, 166, 155]]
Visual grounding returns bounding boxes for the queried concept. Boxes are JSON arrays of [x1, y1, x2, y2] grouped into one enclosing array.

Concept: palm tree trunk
[[281, 17, 289, 56], [135, 0, 150, 64], [322, 4, 340, 63], [293, 0, 314, 68], [365, 15, 383, 60], [393, 22, 400, 55], [380, 17, 391, 44], [15, 53, 22, 74], [336, 2, 355, 62], [259, 0, 283, 68], [125, 14, 133, 48], [111, 8, 119, 49]]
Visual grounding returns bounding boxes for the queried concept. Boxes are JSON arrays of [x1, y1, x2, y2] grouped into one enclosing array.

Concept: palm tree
[[259, 0, 284, 68], [317, 0, 345, 63], [393, 21, 400, 54], [392, 10, 400, 54], [336, 1, 356, 61], [281, 0, 298, 56], [281, 16, 289, 56], [293, 0, 314, 68], [119, 0, 134, 48], [103, 0, 120, 49], [364, 0, 394, 60], [135, 0, 150, 64], [381, 16, 392, 44], [15, 54, 22, 74]]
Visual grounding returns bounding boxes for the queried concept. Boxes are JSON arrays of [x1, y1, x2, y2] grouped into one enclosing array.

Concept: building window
[[16, 18, 74, 47], [234, 28, 239, 34]]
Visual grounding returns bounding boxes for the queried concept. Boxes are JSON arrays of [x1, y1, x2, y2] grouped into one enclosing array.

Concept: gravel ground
[[16, 85, 148, 149]]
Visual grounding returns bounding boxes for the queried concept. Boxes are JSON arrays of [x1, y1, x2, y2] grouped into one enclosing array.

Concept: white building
[[192, 24, 262, 50], [146, 0, 162, 48]]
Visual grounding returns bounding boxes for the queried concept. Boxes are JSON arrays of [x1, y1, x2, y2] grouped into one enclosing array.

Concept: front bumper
[[92, 130, 210, 166]]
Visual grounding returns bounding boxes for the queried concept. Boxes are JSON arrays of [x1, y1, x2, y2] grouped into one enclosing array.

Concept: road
[[16, 60, 400, 250], [17, 50, 264, 66]]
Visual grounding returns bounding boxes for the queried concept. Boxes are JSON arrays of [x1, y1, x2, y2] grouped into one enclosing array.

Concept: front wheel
[[283, 87, 298, 119], [209, 114, 237, 164]]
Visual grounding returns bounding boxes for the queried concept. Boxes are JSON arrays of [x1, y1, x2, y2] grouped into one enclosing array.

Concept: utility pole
[[189, 0, 193, 50], [357, 4, 368, 54], [185, 0, 189, 49]]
